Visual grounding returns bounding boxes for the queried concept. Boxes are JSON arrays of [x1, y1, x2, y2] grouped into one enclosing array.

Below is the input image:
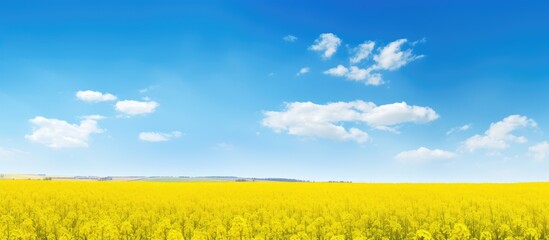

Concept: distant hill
[[141, 176, 310, 182], [0, 174, 47, 180], [0, 174, 311, 182]]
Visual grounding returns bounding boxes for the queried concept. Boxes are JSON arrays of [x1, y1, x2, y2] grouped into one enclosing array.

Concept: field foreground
[[0, 181, 548, 240]]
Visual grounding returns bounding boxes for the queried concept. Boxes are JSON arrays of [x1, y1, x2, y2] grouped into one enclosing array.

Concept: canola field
[[1, 181, 548, 240]]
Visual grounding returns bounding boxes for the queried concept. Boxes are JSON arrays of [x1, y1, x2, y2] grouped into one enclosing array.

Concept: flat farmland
[[1, 181, 548, 239]]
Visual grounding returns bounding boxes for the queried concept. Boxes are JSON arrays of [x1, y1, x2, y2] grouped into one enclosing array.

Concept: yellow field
[[0, 181, 548, 240]]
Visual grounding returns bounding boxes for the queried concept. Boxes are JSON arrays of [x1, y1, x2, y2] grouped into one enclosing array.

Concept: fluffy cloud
[[309, 33, 341, 59], [283, 35, 298, 42], [346, 67, 370, 81], [324, 65, 382, 85], [395, 147, 456, 163], [372, 39, 423, 71], [359, 102, 438, 127], [139, 131, 182, 142], [350, 41, 375, 64], [76, 90, 117, 102], [529, 141, 549, 161], [463, 115, 536, 152], [324, 65, 348, 76], [262, 101, 438, 143], [297, 67, 310, 76], [26, 116, 104, 148], [324, 38, 423, 85], [115, 100, 159, 116], [346, 66, 382, 85], [446, 124, 472, 135]]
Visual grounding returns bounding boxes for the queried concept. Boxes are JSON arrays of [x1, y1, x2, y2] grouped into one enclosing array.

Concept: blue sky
[[1, 1, 549, 182]]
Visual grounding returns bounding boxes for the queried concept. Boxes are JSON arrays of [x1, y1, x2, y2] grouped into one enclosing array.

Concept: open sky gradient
[[1, 1, 549, 181]]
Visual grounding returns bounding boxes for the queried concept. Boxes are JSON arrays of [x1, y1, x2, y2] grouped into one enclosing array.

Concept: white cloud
[[324, 38, 424, 86], [297, 67, 310, 76], [463, 115, 537, 152], [324, 65, 383, 85], [347, 66, 383, 85], [262, 101, 438, 143], [360, 102, 438, 127], [283, 35, 298, 42], [345, 66, 371, 81], [350, 41, 375, 64], [83, 115, 105, 121], [529, 141, 549, 161], [139, 85, 159, 94], [411, 37, 427, 46], [115, 100, 159, 116], [324, 65, 349, 76], [139, 131, 182, 142], [395, 147, 456, 163], [309, 33, 341, 59], [76, 90, 117, 102], [26, 116, 104, 148], [372, 39, 423, 71], [446, 124, 472, 135]]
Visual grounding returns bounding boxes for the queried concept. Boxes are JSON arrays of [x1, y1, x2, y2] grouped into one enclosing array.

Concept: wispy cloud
[[283, 35, 298, 42], [324, 38, 424, 86], [529, 141, 549, 161], [324, 65, 382, 85], [446, 124, 472, 135], [396, 147, 456, 164], [139, 131, 182, 142], [0, 147, 30, 160], [139, 85, 159, 93]]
